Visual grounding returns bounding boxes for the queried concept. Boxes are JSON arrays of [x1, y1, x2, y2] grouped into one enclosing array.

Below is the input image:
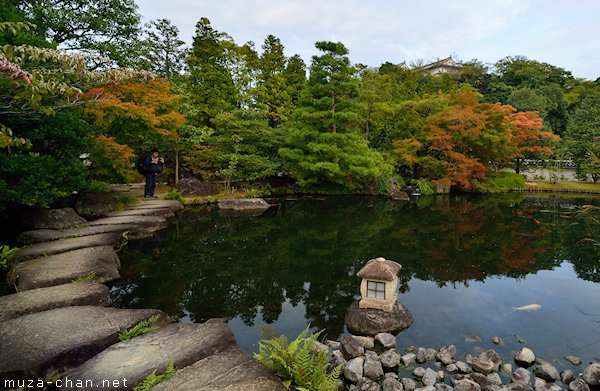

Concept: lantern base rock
[[345, 301, 414, 336]]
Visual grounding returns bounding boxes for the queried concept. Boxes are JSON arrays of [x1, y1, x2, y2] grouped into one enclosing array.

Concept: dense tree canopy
[[1, 1, 599, 211]]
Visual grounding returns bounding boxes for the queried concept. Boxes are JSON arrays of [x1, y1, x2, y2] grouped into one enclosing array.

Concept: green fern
[[0, 244, 19, 270], [119, 314, 161, 341], [133, 361, 177, 391], [254, 326, 341, 391]]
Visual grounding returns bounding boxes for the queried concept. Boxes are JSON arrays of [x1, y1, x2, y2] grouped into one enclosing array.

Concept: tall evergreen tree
[[279, 42, 391, 191], [284, 54, 307, 105], [254, 34, 291, 128], [185, 17, 237, 127], [143, 18, 187, 78]]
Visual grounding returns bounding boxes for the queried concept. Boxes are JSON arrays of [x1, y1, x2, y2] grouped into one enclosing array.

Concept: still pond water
[[113, 194, 600, 365]]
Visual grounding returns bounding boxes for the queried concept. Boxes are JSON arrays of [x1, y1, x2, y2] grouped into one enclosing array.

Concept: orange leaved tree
[[84, 78, 185, 183]]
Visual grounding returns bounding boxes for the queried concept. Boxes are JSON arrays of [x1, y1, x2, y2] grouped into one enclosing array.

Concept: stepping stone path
[[62, 320, 236, 390], [0, 198, 283, 390], [0, 306, 169, 378], [13, 232, 124, 261], [0, 282, 109, 321], [14, 245, 121, 291]]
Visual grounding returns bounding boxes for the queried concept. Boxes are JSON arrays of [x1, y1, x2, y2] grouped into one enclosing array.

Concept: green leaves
[[255, 326, 341, 391], [118, 314, 161, 341]]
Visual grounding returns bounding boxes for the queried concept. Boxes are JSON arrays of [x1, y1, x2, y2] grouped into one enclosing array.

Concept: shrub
[[474, 172, 525, 193], [255, 326, 341, 391], [376, 175, 392, 194], [164, 189, 183, 203], [416, 178, 434, 195]]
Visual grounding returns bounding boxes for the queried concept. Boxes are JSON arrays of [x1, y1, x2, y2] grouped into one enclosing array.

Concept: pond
[[112, 194, 600, 366]]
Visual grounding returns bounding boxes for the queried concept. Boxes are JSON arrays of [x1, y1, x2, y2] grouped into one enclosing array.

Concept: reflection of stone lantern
[[358, 257, 401, 312], [345, 257, 413, 335]]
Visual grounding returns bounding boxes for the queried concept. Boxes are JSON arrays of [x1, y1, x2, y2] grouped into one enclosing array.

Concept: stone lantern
[[345, 257, 413, 335], [357, 257, 401, 312]]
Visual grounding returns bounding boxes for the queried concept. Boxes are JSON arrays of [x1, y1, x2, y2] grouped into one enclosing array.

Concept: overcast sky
[[136, 0, 600, 81]]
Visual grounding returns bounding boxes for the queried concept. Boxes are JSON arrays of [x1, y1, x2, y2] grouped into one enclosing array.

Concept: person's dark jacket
[[143, 156, 164, 174]]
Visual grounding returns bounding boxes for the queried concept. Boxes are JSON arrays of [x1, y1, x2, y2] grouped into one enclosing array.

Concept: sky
[[136, 0, 600, 81]]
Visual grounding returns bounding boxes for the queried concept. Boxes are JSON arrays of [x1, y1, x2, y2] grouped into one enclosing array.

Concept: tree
[[564, 93, 600, 182], [16, 0, 144, 68], [185, 17, 237, 127], [84, 79, 185, 182], [279, 42, 391, 191], [185, 109, 280, 189], [283, 54, 306, 105], [254, 35, 291, 128], [358, 68, 392, 140], [143, 18, 187, 78]]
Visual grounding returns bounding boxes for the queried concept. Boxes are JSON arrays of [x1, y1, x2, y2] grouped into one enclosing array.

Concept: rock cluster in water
[[315, 333, 600, 391]]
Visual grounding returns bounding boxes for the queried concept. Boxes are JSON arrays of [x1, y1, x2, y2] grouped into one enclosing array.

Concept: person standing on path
[[143, 148, 164, 198]]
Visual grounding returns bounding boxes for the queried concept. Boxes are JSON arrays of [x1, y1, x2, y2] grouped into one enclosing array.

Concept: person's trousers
[[144, 173, 156, 196]]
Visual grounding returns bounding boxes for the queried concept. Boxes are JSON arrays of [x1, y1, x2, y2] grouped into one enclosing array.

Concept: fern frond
[[119, 314, 161, 341]]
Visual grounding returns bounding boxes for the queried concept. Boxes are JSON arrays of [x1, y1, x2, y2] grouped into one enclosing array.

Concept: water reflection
[[112, 194, 600, 362]]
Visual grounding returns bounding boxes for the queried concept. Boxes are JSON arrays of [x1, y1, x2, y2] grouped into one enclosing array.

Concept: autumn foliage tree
[[84, 78, 185, 182], [394, 91, 556, 190]]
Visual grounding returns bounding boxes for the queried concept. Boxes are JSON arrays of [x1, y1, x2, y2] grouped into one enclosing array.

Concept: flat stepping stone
[[127, 200, 183, 211], [14, 233, 123, 262], [152, 348, 285, 391], [14, 246, 121, 291], [17, 224, 139, 245], [62, 320, 237, 390], [0, 306, 168, 379], [0, 283, 109, 322], [106, 208, 175, 218], [87, 215, 167, 233]]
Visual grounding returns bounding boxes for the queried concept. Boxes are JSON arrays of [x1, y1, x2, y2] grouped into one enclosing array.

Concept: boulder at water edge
[[345, 301, 414, 336]]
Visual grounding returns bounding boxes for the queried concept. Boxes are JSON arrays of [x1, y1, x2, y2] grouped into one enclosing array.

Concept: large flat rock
[[17, 225, 138, 245], [126, 200, 183, 211], [0, 283, 109, 322], [14, 233, 124, 262], [0, 306, 169, 379], [86, 215, 167, 233], [153, 348, 285, 391], [62, 320, 237, 390], [106, 208, 175, 218], [14, 246, 121, 291], [218, 198, 271, 211], [22, 208, 87, 230]]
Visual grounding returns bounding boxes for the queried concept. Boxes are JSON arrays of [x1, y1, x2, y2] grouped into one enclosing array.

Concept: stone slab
[[86, 215, 167, 233], [0, 306, 169, 379], [106, 208, 175, 218], [152, 347, 284, 391], [62, 320, 237, 390], [0, 283, 109, 322], [218, 198, 271, 211], [14, 233, 124, 262], [126, 201, 183, 211], [17, 225, 139, 245], [14, 246, 121, 291]]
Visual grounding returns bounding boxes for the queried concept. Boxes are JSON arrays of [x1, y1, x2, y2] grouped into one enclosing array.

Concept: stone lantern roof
[[357, 257, 401, 281]]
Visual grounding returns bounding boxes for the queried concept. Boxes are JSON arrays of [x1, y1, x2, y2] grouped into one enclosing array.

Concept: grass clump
[[255, 326, 341, 391], [164, 189, 184, 203], [72, 272, 96, 283], [119, 314, 161, 341], [133, 361, 177, 391], [474, 172, 525, 193]]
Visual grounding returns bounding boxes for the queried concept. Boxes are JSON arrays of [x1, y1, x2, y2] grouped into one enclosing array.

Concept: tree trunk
[[174, 147, 179, 186]]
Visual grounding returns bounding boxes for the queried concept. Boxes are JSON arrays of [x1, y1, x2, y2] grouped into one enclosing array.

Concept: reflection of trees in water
[[112, 195, 600, 340]]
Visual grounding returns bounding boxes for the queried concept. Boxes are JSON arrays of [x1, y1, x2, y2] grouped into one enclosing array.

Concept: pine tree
[[254, 34, 292, 128], [185, 17, 238, 127], [279, 42, 391, 191], [284, 54, 307, 105], [143, 18, 187, 78]]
